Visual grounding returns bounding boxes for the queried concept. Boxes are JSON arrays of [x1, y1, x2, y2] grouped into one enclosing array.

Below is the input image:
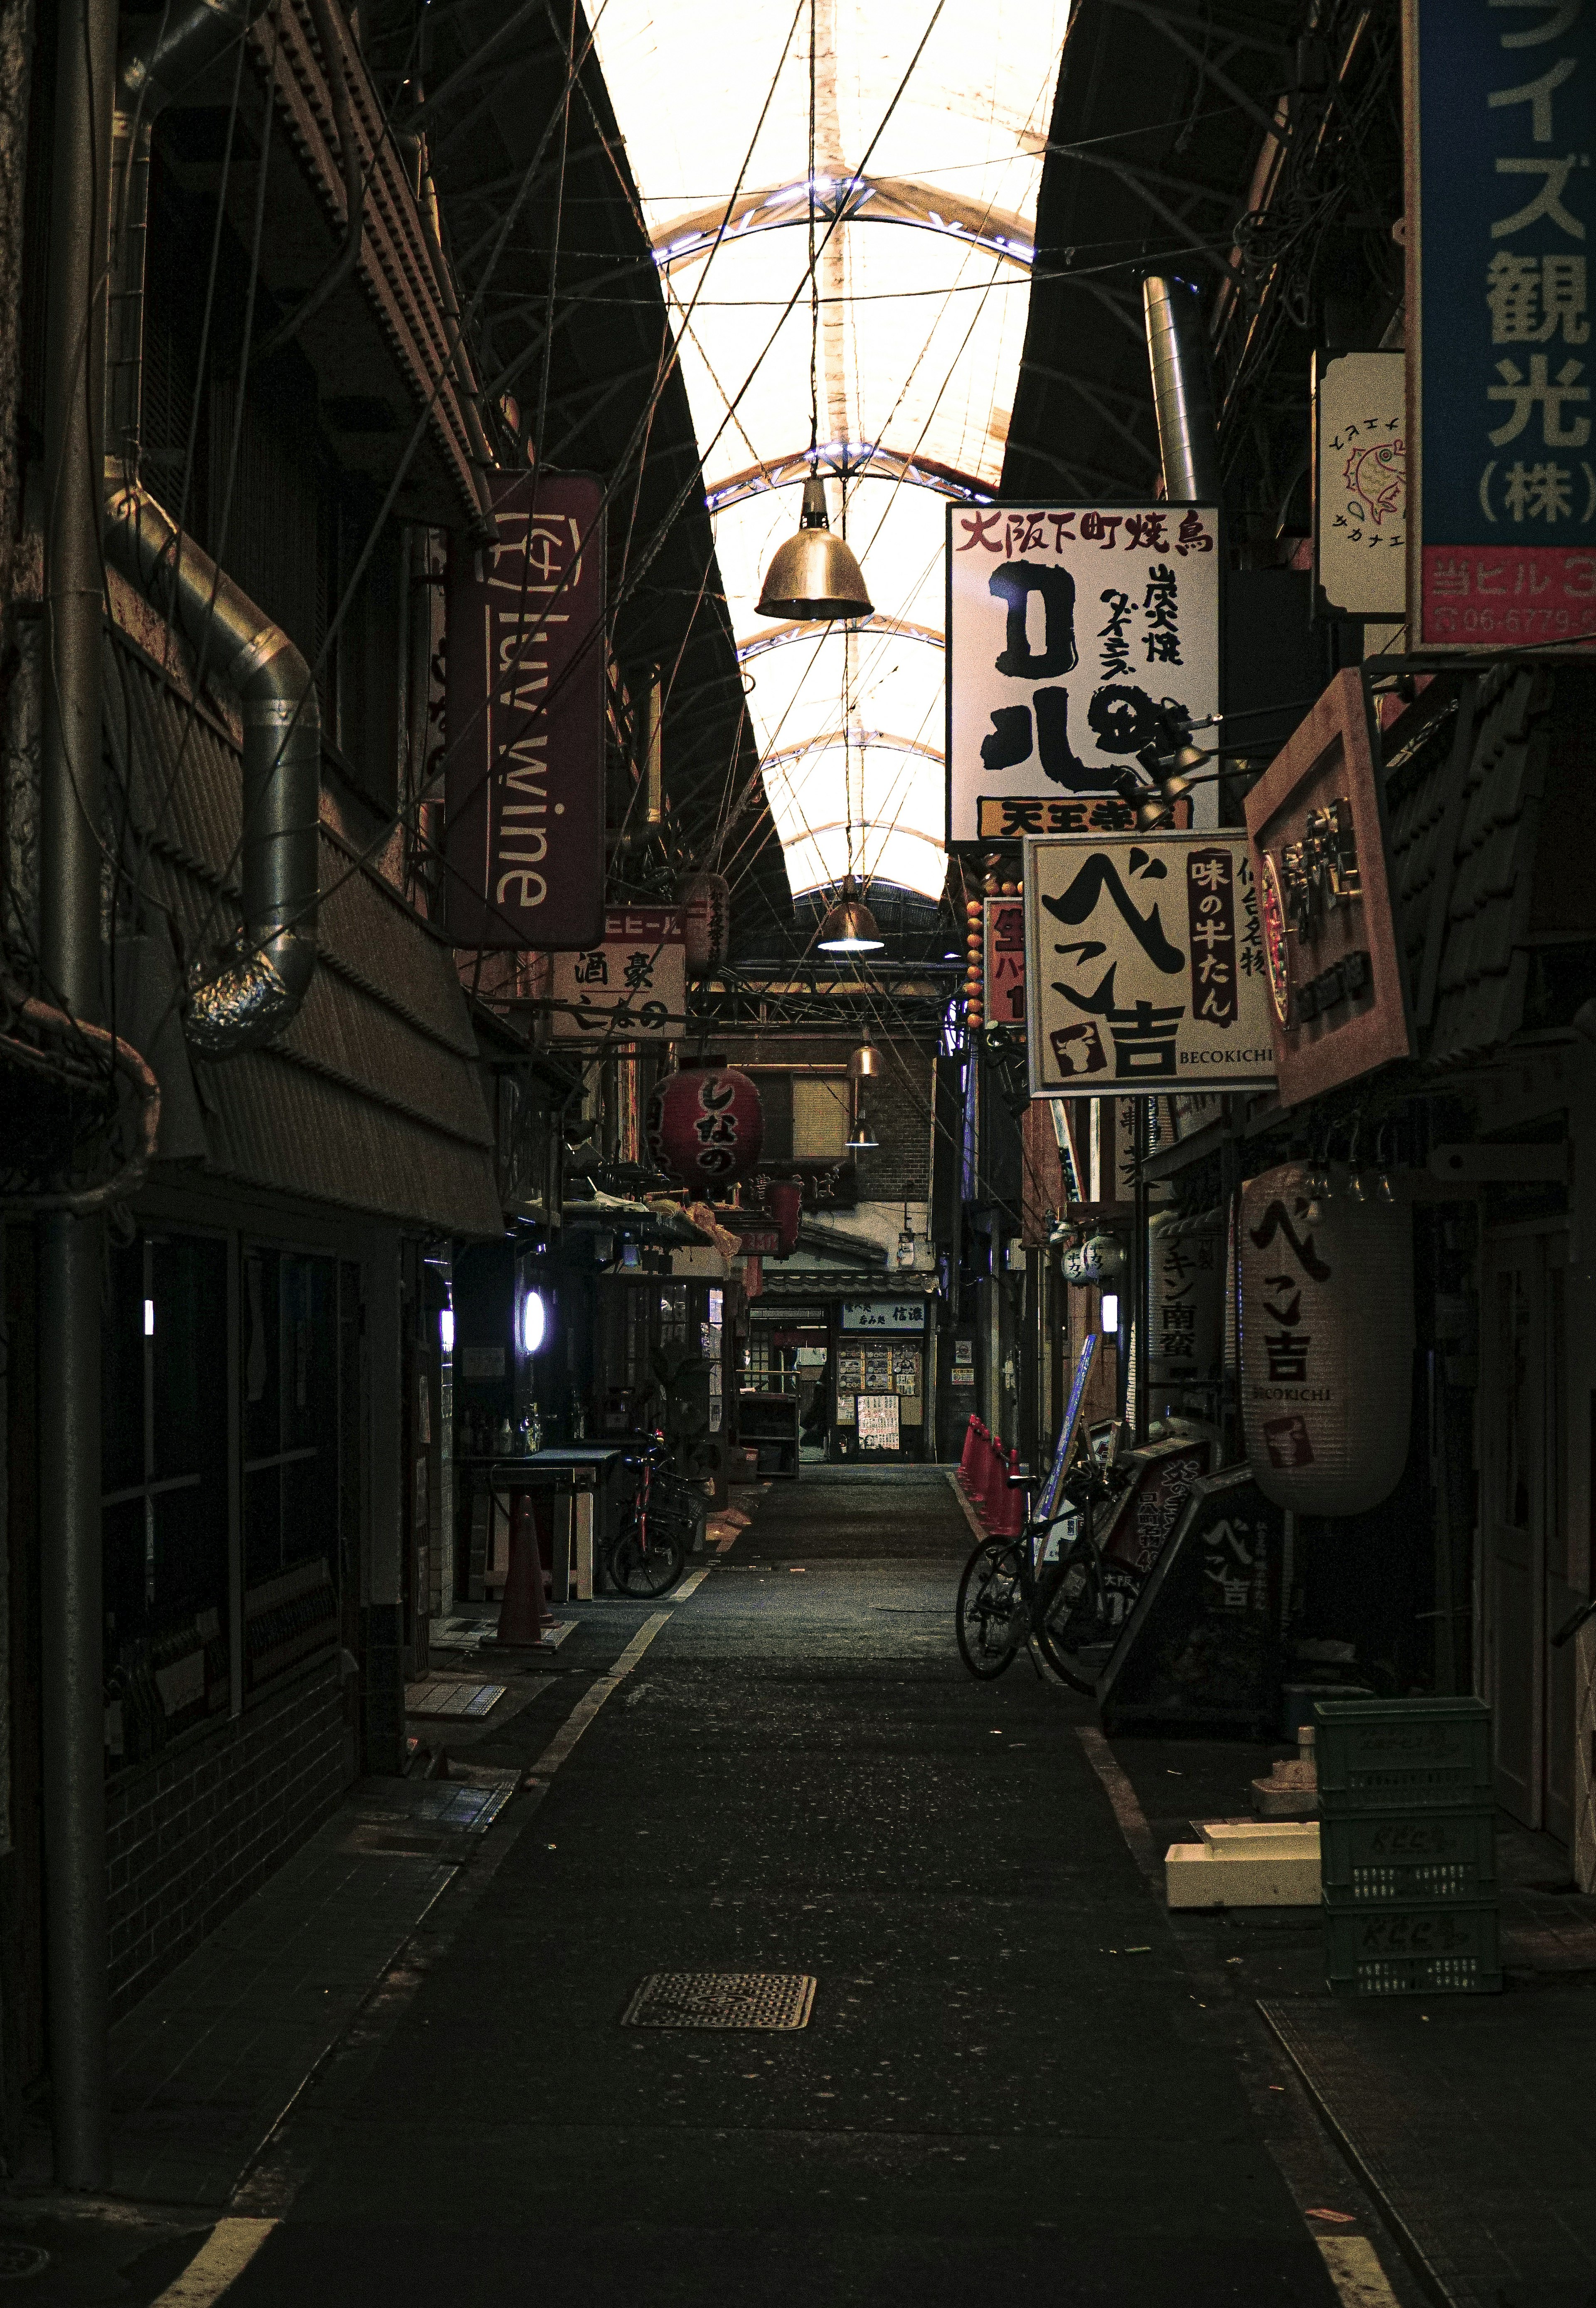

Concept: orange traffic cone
[[958, 1414, 978, 1489], [992, 1447, 1025, 1540], [493, 1494, 548, 1646]]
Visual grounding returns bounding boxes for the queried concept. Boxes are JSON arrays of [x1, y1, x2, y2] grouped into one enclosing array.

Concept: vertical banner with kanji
[[1023, 833, 1276, 1098], [445, 472, 606, 947], [982, 896, 1025, 1026], [946, 502, 1220, 846], [1406, 0, 1596, 646]]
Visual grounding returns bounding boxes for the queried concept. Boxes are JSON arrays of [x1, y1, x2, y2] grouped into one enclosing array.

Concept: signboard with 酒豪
[[1023, 833, 1276, 1098], [946, 501, 1220, 847], [550, 909, 686, 1038], [1406, 0, 1596, 647]]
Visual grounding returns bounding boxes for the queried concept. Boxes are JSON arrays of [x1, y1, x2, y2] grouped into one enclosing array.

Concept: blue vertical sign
[[1409, 0, 1596, 647]]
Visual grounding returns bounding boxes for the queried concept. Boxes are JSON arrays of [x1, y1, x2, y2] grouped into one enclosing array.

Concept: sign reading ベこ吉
[[1023, 833, 1276, 1099], [1409, 0, 1596, 646], [946, 503, 1221, 845]]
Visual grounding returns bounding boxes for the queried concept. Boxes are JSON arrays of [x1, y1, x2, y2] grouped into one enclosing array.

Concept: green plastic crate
[[1324, 1898, 1501, 1996], [1320, 1807, 1496, 1904], [1314, 1696, 1492, 1812]]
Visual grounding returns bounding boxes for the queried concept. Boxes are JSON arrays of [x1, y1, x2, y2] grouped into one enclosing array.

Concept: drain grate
[[621, 1971, 816, 2031]]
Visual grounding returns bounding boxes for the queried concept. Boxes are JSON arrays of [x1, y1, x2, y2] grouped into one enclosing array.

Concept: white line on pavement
[[1316, 2234, 1404, 2306], [150, 2217, 278, 2307], [673, 1568, 710, 1600], [1074, 1722, 1164, 1893], [525, 1611, 672, 1784]]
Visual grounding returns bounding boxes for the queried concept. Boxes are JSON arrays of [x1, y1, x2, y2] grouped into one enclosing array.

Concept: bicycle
[[955, 1451, 1126, 1692], [604, 1440, 703, 1598]]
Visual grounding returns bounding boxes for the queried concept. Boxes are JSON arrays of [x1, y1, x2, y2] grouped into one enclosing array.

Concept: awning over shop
[[106, 635, 505, 1237]]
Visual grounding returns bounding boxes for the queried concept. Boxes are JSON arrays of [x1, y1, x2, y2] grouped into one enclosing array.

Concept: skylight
[[593, 0, 1071, 905]]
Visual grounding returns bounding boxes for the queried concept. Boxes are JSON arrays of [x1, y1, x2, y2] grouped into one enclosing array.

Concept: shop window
[[102, 1231, 230, 1766], [241, 1247, 347, 1696], [793, 1076, 848, 1159]]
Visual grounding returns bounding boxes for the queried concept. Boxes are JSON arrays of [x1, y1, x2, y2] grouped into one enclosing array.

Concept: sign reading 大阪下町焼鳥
[[945, 503, 1221, 846], [1023, 833, 1277, 1099], [445, 473, 606, 947], [549, 909, 686, 1039], [1407, 0, 1596, 647]]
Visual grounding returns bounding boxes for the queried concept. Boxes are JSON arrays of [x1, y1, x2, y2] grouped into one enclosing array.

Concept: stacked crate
[[1314, 1696, 1500, 1996]]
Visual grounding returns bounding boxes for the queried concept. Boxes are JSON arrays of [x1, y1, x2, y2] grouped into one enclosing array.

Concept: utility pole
[[38, 0, 118, 2190]]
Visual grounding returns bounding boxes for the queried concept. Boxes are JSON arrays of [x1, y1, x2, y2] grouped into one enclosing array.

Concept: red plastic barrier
[[991, 1447, 1025, 1540], [958, 1413, 977, 1487]]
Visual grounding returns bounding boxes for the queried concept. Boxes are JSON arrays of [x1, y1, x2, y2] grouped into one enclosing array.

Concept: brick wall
[[105, 1655, 350, 2020], [855, 1057, 932, 1202]]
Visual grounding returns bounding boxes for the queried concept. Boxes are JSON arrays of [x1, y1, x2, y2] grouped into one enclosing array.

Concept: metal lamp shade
[[756, 477, 873, 621], [816, 897, 883, 953]]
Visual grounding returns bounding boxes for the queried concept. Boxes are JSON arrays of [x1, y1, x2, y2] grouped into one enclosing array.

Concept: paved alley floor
[[10, 1468, 1428, 2306]]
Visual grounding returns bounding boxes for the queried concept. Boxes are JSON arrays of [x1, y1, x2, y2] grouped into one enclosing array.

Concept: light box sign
[[1023, 833, 1276, 1099], [983, 896, 1025, 1027], [841, 1300, 925, 1334], [549, 909, 686, 1039], [445, 472, 606, 948], [1315, 350, 1407, 619], [946, 501, 1221, 846], [1406, 0, 1596, 647]]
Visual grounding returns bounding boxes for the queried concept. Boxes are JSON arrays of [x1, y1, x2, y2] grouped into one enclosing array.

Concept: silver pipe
[[1141, 274, 1220, 505], [109, 2, 319, 1054], [39, 0, 118, 2195]]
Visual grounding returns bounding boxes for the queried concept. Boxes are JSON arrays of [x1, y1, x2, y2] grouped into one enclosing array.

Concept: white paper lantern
[[1148, 1212, 1224, 1385], [1239, 1164, 1413, 1516]]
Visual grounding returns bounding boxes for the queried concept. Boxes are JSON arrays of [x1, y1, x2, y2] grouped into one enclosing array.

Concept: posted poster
[[857, 1394, 901, 1451], [1406, 0, 1596, 646], [946, 502, 1220, 845], [1024, 833, 1276, 1097]]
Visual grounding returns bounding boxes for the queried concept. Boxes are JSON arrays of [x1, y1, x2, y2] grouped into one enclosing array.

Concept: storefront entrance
[[1480, 1226, 1574, 1839]]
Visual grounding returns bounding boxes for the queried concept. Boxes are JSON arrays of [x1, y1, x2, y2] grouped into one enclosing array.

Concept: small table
[[457, 1446, 640, 1602]]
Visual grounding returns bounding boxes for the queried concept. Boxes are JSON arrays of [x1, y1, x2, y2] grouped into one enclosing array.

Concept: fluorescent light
[[521, 1290, 548, 1355], [1100, 1293, 1120, 1333], [143, 1299, 155, 1337], [440, 1308, 455, 1354]]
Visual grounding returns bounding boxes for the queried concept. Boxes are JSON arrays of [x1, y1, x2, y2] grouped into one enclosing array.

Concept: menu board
[[837, 1349, 866, 1391], [864, 1351, 893, 1391], [893, 1347, 921, 1397], [857, 1394, 901, 1451]]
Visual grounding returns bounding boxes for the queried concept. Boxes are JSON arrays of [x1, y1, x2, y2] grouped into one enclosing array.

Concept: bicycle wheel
[[1036, 1535, 1115, 1694], [955, 1537, 1025, 1678], [609, 1519, 687, 1598]]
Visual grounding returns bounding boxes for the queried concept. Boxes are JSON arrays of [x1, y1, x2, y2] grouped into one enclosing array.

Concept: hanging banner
[[1314, 350, 1407, 619], [445, 472, 606, 947], [1406, 0, 1596, 648], [549, 909, 686, 1039], [983, 895, 1025, 1027], [1023, 832, 1276, 1097], [946, 501, 1221, 846]]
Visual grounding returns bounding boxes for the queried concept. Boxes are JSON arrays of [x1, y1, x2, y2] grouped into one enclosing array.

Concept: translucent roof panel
[[593, 0, 1072, 910]]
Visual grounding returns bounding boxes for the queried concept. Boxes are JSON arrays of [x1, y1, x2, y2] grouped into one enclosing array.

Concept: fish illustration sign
[[1022, 833, 1277, 1098], [1315, 349, 1407, 619]]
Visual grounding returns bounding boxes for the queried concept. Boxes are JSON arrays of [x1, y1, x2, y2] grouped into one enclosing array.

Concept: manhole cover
[[0, 2241, 48, 2280], [622, 1972, 816, 2030]]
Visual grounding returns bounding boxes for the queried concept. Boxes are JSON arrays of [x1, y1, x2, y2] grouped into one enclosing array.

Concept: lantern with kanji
[[676, 870, 731, 978], [648, 1065, 764, 1190], [766, 1176, 803, 1256], [1148, 1211, 1224, 1386], [1239, 1164, 1412, 1516]]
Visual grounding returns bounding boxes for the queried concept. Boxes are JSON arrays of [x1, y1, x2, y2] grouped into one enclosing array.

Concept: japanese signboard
[[1406, 0, 1596, 646], [1023, 833, 1276, 1099], [549, 908, 686, 1040], [841, 1300, 925, 1334], [1315, 350, 1407, 618], [946, 502, 1222, 845], [856, 1393, 902, 1450], [983, 896, 1025, 1026], [1244, 670, 1412, 1105], [445, 473, 606, 947]]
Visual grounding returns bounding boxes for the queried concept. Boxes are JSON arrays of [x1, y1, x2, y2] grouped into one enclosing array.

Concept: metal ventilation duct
[[106, 0, 319, 1055], [1141, 274, 1221, 505]]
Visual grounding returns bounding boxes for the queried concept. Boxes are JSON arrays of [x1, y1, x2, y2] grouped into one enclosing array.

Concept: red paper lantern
[[676, 870, 731, 977], [766, 1177, 803, 1256], [648, 1066, 764, 1189]]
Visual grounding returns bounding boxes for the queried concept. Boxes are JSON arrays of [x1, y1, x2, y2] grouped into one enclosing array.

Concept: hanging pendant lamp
[[757, 474, 873, 621], [816, 884, 883, 953]]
